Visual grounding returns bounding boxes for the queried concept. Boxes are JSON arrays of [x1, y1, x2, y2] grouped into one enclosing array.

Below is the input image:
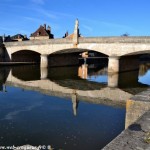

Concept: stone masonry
[[103, 88, 150, 150]]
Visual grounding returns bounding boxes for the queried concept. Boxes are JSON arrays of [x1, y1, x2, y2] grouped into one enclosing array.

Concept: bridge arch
[[47, 48, 108, 67], [48, 48, 109, 56], [12, 50, 40, 63], [121, 50, 150, 56]]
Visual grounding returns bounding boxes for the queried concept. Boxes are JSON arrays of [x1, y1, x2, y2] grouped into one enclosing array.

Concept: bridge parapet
[[4, 36, 150, 47], [4, 38, 73, 47], [79, 36, 150, 43]]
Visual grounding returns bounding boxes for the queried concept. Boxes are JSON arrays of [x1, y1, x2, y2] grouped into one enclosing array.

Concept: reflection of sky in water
[[139, 70, 150, 85], [87, 75, 108, 84], [0, 86, 125, 150]]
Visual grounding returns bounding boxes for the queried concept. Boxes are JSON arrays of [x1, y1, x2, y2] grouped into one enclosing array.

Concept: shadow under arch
[[119, 50, 150, 72], [12, 50, 40, 63], [48, 48, 108, 67]]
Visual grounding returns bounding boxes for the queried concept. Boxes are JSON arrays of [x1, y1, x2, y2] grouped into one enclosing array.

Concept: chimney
[[44, 24, 46, 30], [73, 19, 79, 45], [47, 26, 51, 31], [47, 25, 51, 34]]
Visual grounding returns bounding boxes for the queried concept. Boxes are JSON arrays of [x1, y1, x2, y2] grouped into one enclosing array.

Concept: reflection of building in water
[[108, 73, 119, 88], [78, 64, 108, 80], [0, 67, 10, 92], [0, 84, 7, 92], [40, 67, 48, 79], [88, 66, 107, 76], [3, 84, 7, 92], [78, 64, 88, 79], [139, 63, 150, 76], [0, 84, 2, 91], [71, 90, 79, 116]]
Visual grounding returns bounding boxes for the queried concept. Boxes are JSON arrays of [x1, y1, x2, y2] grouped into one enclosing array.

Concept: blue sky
[[0, 0, 150, 38]]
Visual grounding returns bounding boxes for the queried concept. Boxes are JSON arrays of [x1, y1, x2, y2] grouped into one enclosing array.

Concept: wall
[[126, 99, 150, 128], [30, 36, 50, 40], [125, 89, 150, 128]]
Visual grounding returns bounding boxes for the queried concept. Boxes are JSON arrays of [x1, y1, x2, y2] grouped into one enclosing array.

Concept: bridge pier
[[40, 54, 48, 68], [40, 67, 48, 79], [108, 73, 119, 88], [108, 56, 120, 73]]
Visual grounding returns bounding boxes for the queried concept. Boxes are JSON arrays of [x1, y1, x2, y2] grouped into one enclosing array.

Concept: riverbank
[[103, 88, 150, 150]]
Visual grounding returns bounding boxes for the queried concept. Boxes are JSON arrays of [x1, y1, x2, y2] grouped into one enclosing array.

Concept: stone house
[[30, 24, 54, 40], [0, 35, 12, 42], [11, 34, 28, 41]]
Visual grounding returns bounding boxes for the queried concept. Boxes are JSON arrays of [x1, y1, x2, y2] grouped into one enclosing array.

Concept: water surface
[[0, 60, 149, 150]]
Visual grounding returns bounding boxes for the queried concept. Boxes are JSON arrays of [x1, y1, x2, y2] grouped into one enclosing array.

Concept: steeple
[[73, 19, 79, 45], [75, 19, 79, 30]]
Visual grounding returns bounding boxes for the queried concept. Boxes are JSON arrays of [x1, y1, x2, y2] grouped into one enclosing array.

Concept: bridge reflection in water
[[0, 63, 149, 149], [0, 63, 149, 113]]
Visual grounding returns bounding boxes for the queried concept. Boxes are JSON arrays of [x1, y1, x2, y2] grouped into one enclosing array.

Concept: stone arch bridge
[[4, 36, 150, 73]]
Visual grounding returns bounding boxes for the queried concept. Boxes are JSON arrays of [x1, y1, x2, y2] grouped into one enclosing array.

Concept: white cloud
[[82, 24, 93, 32], [35, 8, 57, 19], [24, 16, 44, 23]]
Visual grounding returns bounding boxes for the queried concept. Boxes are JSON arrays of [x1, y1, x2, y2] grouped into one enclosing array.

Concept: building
[[2, 35, 12, 42], [30, 24, 54, 40], [0, 34, 28, 43], [11, 34, 28, 41]]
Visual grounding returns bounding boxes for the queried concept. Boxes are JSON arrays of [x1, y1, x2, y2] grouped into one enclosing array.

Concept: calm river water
[[0, 60, 149, 150]]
